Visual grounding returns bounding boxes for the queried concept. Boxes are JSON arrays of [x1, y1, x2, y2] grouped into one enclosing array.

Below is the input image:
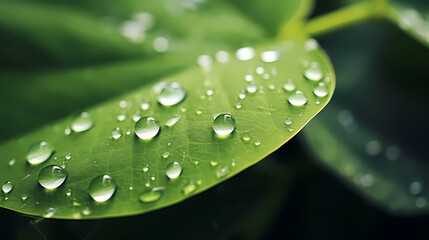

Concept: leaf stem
[[304, 1, 384, 36]]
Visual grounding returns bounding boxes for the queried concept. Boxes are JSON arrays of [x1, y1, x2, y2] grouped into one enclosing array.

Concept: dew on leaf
[[313, 83, 328, 97], [26, 141, 54, 165], [255, 67, 264, 75], [288, 91, 307, 106], [197, 55, 212, 70], [43, 208, 56, 218], [165, 115, 181, 127], [260, 50, 281, 63], [182, 182, 197, 195], [284, 118, 293, 125], [246, 82, 258, 93], [88, 175, 117, 202], [112, 128, 122, 140], [2, 181, 13, 194], [71, 112, 94, 132], [8, 159, 15, 166], [140, 187, 164, 203], [162, 152, 171, 159], [166, 162, 182, 179], [157, 82, 186, 106], [236, 47, 255, 61], [244, 74, 254, 82], [153, 37, 169, 52], [141, 101, 150, 111], [215, 50, 229, 63], [304, 67, 324, 81], [241, 131, 252, 142], [38, 165, 68, 189], [135, 117, 160, 140], [213, 114, 236, 136], [283, 79, 296, 92], [215, 166, 229, 178]]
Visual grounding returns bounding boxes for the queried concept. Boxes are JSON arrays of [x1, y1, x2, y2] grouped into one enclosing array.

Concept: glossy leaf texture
[[385, 0, 429, 48], [302, 23, 429, 214], [0, 37, 334, 219]]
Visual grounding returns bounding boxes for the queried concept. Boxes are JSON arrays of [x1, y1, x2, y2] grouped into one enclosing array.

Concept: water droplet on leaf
[[288, 91, 307, 106], [26, 141, 54, 165], [135, 117, 160, 140], [213, 114, 236, 136], [157, 82, 186, 106], [71, 112, 94, 132], [166, 162, 182, 179], [88, 175, 117, 202], [38, 165, 68, 189]]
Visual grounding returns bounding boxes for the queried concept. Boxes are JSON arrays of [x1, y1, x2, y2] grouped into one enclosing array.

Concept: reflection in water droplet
[[71, 112, 94, 132], [216, 166, 229, 178], [135, 117, 160, 140], [166, 162, 182, 179], [215, 51, 229, 63], [153, 37, 169, 52], [365, 140, 382, 156], [26, 141, 54, 165], [409, 181, 423, 195], [165, 115, 181, 127], [157, 82, 186, 106], [304, 67, 323, 81], [182, 182, 197, 195], [236, 47, 255, 61], [260, 50, 281, 63], [140, 187, 164, 203], [213, 114, 236, 136], [241, 132, 251, 142], [2, 181, 13, 194], [313, 83, 328, 97], [38, 165, 68, 189], [88, 175, 117, 202], [283, 79, 296, 92], [288, 91, 307, 106], [112, 128, 122, 139]]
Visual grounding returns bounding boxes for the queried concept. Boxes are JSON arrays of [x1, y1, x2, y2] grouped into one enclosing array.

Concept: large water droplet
[[140, 187, 164, 203], [236, 47, 255, 61], [165, 115, 181, 127], [260, 50, 281, 63], [112, 128, 122, 139], [304, 67, 323, 81], [88, 175, 117, 202], [213, 114, 236, 136], [288, 91, 307, 106], [135, 117, 160, 140], [166, 162, 182, 179], [313, 83, 328, 97], [71, 112, 94, 132], [38, 165, 68, 189], [26, 141, 54, 165], [2, 181, 13, 194], [157, 82, 186, 106]]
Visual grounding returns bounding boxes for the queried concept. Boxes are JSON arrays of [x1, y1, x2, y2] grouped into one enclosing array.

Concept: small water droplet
[[305, 39, 318, 51], [255, 67, 265, 75], [141, 101, 150, 111], [8, 159, 15, 166], [142, 167, 149, 172], [140, 187, 164, 203], [165, 115, 181, 127], [244, 74, 254, 82], [238, 91, 246, 99], [66, 189, 72, 197], [157, 82, 186, 106], [284, 118, 293, 125], [260, 50, 281, 63], [213, 114, 236, 136], [133, 112, 142, 122], [82, 207, 91, 216], [135, 117, 160, 140], [268, 84, 275, 90], [21, 195, 28, 201], [209, 161, 219, 167], [166, 162, 182, 179], [235, 103, 242, 109], [26, 141, 54, 165], [162, 152, 171, 159], [64, 128, 71, 135], [2, 181, 13, 194], [65, 153, 72, 160], [117, 112, 127, 122], [304, 67, 323, 81], [119, 100, 128, 108], [71, 112, 94, 132], [313, 83, 328, 97], [153, 37, 169, 52], [43, 208, 56, 218], [38, 165, 68, 189], [151, 176, 156, 181], [112, 128, 122, 140], [241, 131, 252, 142], [254, 140, 261, 146], [236, 47, 255, 61], [246, 82, 258, 93], [409, 181, 423, 195], [215, 166, 229, 178], [182, 182, 197, 195], [288, 91, 307, 106], [283, 79, 296, 92], [215, 51, 229, 63], [89, 175, 117, 202], [195, 110, 202, 115], [197, 55, 212, 70], [365, 140, 382, 156]]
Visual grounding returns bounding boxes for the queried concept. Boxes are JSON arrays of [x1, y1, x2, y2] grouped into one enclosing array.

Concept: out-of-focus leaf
[[302, 23, 429, 214]]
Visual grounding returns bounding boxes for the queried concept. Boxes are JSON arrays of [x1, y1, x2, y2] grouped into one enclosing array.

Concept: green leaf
[[0, 39, 335, 219], [385, 0, 429, 48], [301, 23, 429, 214]]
